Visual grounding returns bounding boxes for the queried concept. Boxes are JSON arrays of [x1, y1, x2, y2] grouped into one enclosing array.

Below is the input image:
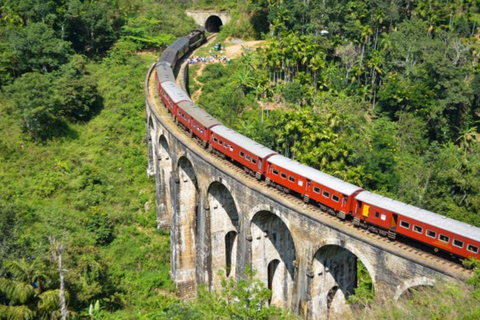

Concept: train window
[[272, 169, 279, 175], [375, 212, 379, 218], [332, 195, 339, 202], [413, 225, 423, 234], [224, 142, 228, 148], [219, 140, 223, 145], [298, 180, 304, 187], [280, 172, 287, 179], [252, 158, 257, 164], [201, 129, 204, 134], [344, 197, 348, 204], [229, 146, 233, 152], [322, 191, 330, 198], [289, 176, 295, 182], [246, 155, 251, 161], [213, 137, 218, 142], [381, 214, 387, 221], [439, 234, 449, 243], [426, 230, 436, 238], [400, 221, 410, 229], [240, 151, 244, 158], [313, 187, 320, 194], [453, 239, 464, 248], [468, 244, 479, 253]]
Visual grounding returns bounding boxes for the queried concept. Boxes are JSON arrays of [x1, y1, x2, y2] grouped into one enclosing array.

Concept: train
[[152, 27, 480, 261]]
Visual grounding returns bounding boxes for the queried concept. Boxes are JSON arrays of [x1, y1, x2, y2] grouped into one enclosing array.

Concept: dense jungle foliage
[[0, 0, 480, 318]]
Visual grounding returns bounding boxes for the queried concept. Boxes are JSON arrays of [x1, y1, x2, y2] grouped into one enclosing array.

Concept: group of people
[[187, 54, 231, 65]]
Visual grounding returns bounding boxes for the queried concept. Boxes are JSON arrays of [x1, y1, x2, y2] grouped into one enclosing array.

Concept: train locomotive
[[153, 27, 480, 261]]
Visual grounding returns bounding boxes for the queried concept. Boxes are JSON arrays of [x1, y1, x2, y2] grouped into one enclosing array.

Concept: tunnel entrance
[[205, 15, 223, 33]]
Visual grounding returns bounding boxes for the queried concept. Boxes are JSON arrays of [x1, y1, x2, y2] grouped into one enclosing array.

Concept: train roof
[[160, 48, 177, 67], [210, 125, 277, 159], [177, 101, 222, 128], [155, 63, 175, 83], [356, 191, 480, 242], [161, 81, 192, 104], [170, 37, 189, 51], [188, 27, 205, 38], [267, 155, 363, 196]]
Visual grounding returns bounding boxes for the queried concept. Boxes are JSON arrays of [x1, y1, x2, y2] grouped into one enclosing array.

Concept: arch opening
[[398, 285, 434, 300], [173, 156, 198, 297], [207, 181, 239, 289], [158, 135, 171, 163], [225, 231, 237, 277], [205, 15, 223, 33], [310, 245, 374, 319], [250, 210, 296, 308], [326, 285, 339, 315], [156, 135, 173, 229], [394, 277, 436, 301], [147, 116, 155, 176], [267, 259, 280, 306]]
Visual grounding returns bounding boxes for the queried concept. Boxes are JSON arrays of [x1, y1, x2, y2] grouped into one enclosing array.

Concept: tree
[[55, 55, 101, 121], [6, 72, 65, 141], [8, 23, 72, 73]]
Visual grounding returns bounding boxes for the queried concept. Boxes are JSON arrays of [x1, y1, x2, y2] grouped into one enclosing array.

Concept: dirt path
[[225, 40, 264, 59], [188, 39, 266, 103], [191, 63, 206, 102]]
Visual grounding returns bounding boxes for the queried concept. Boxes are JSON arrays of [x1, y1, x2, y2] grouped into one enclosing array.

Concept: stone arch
[[147, 116, 156, 176], [267, 259, 281, 306], [393, 277, 436, 301], [250, 210, 296, 309], [205, 15, 223, 33], [156, 134, 173, 229], [207, 181, 239, 290], [309, 242, 374, 320], [172, 155, 198, 297]]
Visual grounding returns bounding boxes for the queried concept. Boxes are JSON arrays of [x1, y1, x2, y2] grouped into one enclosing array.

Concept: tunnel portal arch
[[205, 15, 223, 33]]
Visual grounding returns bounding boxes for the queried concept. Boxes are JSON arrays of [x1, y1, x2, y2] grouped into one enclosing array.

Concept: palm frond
[[0, 278, 34, 304], [0, 304, 35, 320]]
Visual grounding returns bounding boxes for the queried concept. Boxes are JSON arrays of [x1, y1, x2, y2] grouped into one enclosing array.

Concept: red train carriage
[[353, 191, 480, 259], [158, 81, 191, 116], [176, 101, 221, 146], [210, 125, 276, 179], [266, 155, 363, 219]]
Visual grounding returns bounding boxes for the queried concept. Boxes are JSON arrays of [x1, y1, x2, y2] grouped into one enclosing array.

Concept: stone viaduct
[[144, 63, 470, 319], [185, 10, 231, 33]]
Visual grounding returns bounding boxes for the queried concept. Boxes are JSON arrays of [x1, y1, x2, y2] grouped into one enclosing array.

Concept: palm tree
[[233, 69, 255, 97], [0, 259, 65, 320]]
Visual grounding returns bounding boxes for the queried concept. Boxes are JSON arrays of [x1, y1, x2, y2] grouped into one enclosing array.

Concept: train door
[[391, 214, 398, 230], [341, 195, 348, 212]]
